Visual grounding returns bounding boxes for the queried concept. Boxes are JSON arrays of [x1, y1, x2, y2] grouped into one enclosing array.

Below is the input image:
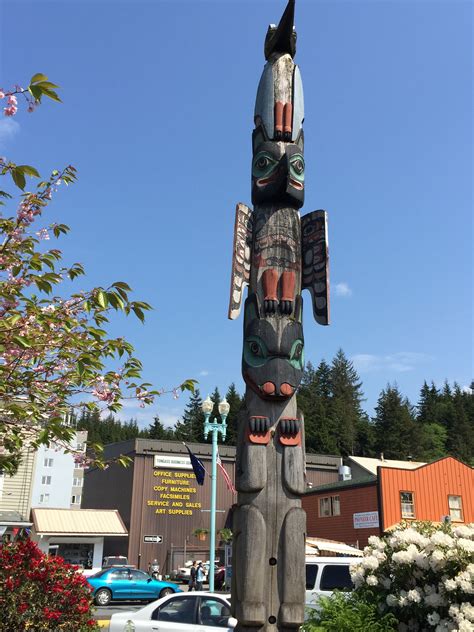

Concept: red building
[[302, 456, 474, 549]]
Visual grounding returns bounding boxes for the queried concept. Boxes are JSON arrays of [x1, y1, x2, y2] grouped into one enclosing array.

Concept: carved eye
[[293, 342, 303, 360], [253, 152, 278, 178], [250, 341, 263, 356], [289, 154, 305, 182], [292, 159, 304, 175]]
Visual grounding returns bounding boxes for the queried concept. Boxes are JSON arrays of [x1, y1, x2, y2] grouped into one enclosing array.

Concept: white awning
[[31, 508, 128, 536], [306, 537, 363, 557]]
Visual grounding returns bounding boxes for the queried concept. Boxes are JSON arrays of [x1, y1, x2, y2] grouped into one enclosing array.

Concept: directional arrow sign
[[143, 535, 163, 543]]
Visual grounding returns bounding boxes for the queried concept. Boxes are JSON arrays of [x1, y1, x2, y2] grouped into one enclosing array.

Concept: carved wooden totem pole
[[228, 2, 329, 631]]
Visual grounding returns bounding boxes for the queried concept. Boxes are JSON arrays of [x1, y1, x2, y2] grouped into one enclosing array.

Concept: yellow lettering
[[185, 502, 202, 509]]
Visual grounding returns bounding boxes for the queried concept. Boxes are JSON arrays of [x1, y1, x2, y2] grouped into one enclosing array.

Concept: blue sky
[[1, 0, 472, 429]]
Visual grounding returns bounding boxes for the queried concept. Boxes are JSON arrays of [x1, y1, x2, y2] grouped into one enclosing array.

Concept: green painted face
[[252, 151, 279, 182], [289, 153, 305, 185], [243, 334, 304, 371]]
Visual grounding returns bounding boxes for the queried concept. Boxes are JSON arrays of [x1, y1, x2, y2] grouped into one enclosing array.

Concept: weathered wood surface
[[228, 2, 329, 631]]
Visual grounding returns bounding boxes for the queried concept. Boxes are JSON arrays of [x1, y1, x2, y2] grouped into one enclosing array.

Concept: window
[[43, 458, 53, 467], [110, 570, 130, 580], [76, 442, 85, 452], [448, 495, 463, 521], [152, 596, 198, 623], [39, 493, 50, 503], [72, 477, 83, 487], [400, 491, 415, 518], [130, 569, 149, 581], [306, 564, 318, 590], [320, 565, 353, 591], [41, 475, 51, 485], [71, 494, 81, 505], [319, 495, 341, 517], [198, 597, 231, 627]]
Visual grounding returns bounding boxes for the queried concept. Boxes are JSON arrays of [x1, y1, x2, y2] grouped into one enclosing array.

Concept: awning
[[0, 510, 32, 528], [31, 508, 128, 536], [306, 537, 363, 557]]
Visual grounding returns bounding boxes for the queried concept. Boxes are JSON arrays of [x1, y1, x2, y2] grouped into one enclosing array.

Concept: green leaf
[[96, 290, 108, 309], [11, 169, 26, 191], [112, 281, 132, 292], [30, 73, 48, 84], [39, 87, 62, 103], [132, 305, 145, 323], [28, 84, 43, 101], [16, 165, 40, 178], [12, 335, 31, 349]]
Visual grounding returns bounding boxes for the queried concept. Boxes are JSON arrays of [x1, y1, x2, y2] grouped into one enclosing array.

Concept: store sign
[[154, 455, 192, 470], [353, 511, 379, 529], [143, 535, 163, 543]]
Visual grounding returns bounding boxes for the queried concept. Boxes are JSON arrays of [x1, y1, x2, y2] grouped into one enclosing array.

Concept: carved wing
[[228, 203, 253, 320], [301, 209, 330, 325]]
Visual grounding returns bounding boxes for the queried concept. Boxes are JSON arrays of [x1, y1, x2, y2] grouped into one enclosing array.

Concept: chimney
[[338, 465, 352, 481], [380, 452, 385, 461]]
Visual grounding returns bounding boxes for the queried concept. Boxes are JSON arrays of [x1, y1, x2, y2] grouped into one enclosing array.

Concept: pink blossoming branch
[[1, 73, 61, 117], [0, 74, 196, 474]]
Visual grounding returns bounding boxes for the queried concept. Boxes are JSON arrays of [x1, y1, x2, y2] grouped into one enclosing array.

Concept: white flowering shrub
[[350, 521, 474, 631]]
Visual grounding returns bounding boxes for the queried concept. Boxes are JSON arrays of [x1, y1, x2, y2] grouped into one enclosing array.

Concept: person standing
[[188, 561, 197, 591], [196, 562, 205, 591]]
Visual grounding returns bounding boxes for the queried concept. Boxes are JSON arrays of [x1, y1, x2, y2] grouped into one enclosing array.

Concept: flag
[[217, 450, 236, 494], [183, 443, 206, 485]]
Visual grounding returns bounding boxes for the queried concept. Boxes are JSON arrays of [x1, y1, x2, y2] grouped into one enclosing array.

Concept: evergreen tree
[[328, 349, 368, 456], [373, 384, 418, 459], [147, 415, 175, 440], [223, 383, 243, 446], [298, 360, 338, 454], [174, 389, 204, 443], [445, 384, 474, 464], [417, 381, 441, 425]]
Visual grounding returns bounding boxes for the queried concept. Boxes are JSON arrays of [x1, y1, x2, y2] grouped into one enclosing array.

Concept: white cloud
[[0, 117, 20, 150], [334, 282, 352, 297], [351, 352, 432, 373], [199, 370, 209, 376]]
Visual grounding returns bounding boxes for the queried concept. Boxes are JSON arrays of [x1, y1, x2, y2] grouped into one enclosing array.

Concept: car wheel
[[95, 588, 112, 606], [159, 587, 174, 598]]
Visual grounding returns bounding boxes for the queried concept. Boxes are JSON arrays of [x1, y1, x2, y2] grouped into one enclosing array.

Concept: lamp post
[[202, 395, 229, 592]]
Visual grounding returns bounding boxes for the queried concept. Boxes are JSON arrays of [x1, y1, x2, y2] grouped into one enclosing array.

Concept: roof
[[305, 474, 377, 494], [0, 510, 32, 527], [31, 508, 128, 536], [306, 537, 363, 557], [348, 456, 426, 476]]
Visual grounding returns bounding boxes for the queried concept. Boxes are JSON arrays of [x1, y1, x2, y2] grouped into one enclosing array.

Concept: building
[[31, 507, 128, 570], [302, 456, 474, 549], [0, 431, 88, 542], [82, 438, 343, 574], [30, 431, 88, 509]]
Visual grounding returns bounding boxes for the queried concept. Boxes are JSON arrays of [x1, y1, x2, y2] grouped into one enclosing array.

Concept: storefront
[[83, 438, 343, 574], [30, 507, 128, 572]]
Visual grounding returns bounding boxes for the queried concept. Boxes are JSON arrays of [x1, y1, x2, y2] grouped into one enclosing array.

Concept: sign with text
[[143, 535, 163, 543], [147, 468, 202, 517], [353, 511, 379, 529], [154, 455, 192, 470]]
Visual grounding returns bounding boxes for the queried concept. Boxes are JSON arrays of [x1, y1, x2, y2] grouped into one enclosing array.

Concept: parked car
[[109, 591, 236, 632], [102, 556, 134, 569], [305, 556, 359, 609], [87, 567, 182, 606]]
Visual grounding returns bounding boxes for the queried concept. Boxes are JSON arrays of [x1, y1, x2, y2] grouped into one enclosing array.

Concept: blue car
[[87, 567, 182, 606]]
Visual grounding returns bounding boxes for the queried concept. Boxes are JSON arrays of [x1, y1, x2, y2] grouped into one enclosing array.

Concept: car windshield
[[88, 569, 109, 579]]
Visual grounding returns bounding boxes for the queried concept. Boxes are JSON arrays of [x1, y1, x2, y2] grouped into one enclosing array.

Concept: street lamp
[[202, 395, 229, 592]]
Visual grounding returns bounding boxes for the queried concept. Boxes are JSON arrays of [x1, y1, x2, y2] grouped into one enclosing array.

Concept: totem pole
[[228, 2, 329, 631]]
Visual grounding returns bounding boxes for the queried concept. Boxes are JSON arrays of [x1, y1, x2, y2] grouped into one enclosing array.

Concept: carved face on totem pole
[[251, 128, 305, 208], [242, 293, 304, 400]]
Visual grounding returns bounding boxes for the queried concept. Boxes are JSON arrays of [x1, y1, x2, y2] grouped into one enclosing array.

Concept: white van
[[305, 556, 359, 610]]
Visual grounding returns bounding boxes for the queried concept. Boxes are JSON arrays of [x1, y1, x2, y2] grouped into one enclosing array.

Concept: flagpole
[[202, 396, 229, 592]]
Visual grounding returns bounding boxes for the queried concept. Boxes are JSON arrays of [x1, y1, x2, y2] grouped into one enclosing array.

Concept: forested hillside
[[76, 350, 473, 464]]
